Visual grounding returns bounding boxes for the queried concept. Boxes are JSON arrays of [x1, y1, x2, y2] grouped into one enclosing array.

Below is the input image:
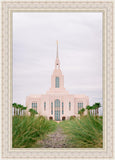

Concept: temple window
[[44, 102, 46, 111], [62, 102, 64, 114], [51, 102, 53, 115], [32, 102, 37, 111], [55, 77, 59, 88], [78, 103, 83, 113], [69, 102, 71, 111]]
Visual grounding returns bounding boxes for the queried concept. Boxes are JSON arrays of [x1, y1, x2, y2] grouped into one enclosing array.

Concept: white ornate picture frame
[[0, 0, 114, 159]]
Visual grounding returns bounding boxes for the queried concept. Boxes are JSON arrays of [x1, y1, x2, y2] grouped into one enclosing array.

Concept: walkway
[[34, 125, 68, 148]]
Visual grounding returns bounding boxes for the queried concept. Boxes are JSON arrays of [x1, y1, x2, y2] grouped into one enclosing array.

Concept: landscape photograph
[[12, 12, 103, 148]]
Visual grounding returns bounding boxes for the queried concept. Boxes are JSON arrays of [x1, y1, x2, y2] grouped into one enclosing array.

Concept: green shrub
[[70, 115, 76, 120], [29, 108, 38, 116], [60, 115, 103, 148], [12, 115, 57, 148]]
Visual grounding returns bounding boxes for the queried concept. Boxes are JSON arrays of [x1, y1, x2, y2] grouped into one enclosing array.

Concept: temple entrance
[[49, 116, 53, 120], [55, 99, 60, 121], [62, 116, 66, 121]]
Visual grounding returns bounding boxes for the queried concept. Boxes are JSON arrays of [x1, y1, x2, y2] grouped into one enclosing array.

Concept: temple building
[[26, 41, 89, 120]]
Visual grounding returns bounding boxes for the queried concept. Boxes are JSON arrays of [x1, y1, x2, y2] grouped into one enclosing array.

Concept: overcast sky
[[13, 12, 102, 106]]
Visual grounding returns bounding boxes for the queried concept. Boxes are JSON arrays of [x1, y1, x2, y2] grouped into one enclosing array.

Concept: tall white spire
[[56, 40, 58, 58], [55, 40, 60, 69]]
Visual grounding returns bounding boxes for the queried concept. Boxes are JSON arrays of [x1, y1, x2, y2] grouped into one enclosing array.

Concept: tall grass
[[12, 115, 57, 148], [60, 115, 103, 148]]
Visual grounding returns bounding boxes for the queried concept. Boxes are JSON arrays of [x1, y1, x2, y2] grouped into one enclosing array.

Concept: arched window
[[78, 103, 83, 113], [55, 99, 60, 107], [51, 102, 53, 115], [69, 102, 71, 111], [55, 77, 59, 88], [32, 102, 37, 111], [44, 102, 46, 111], [62, 102, 64, 114], [55, 99, 60, 121]]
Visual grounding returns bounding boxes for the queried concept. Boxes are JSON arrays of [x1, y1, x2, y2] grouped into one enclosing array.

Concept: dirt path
[[33, 125, 69, 148]]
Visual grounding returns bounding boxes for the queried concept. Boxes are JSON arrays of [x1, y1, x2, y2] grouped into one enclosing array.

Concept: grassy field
[[12, 115, 103, 148], [59, 115, 103, 148], [12, 115, 57, 148]]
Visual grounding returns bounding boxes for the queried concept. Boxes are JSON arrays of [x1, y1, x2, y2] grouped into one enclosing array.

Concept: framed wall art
[[0, 0, 114, 159]]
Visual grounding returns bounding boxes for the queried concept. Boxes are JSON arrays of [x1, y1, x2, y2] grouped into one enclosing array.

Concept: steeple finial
[[56, 40, 58, 58]]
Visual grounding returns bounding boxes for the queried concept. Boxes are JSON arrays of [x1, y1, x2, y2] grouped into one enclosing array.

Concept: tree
[[89, 106, 93, 115], [18, 104, 23, 116], [29, 108, 38, 116], [78, 108, 85, 117], [86, 105, 91, 115], [12, 103, 18, 116], [92, 105, 97, 116], [22, 106, 27, 116], [12, 103, 27, 116], [94, 103, 101, 115], [87, 103, 101, 116], [20, 105, 26, 116], [86, 105, 93, 115]]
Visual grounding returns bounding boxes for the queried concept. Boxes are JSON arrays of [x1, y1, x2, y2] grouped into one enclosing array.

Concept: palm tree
[[18, 104, 23, 116], [94, 103, 101, 115], [86, 103, 101, 116], [81, 108, 85, 115], [15, 104, 20, 115], [89, 106, 93, 115], [29, 108, 38, 116], [22, 106, 27, 116], [78, 108, 85, 117], [12, 103, 27, 116], [86, 105, 93, 115], [92, 104, 96, 116], [12, 103, 17, 116], [20, 105, 25, 116], [86, 105, 91, 115]]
